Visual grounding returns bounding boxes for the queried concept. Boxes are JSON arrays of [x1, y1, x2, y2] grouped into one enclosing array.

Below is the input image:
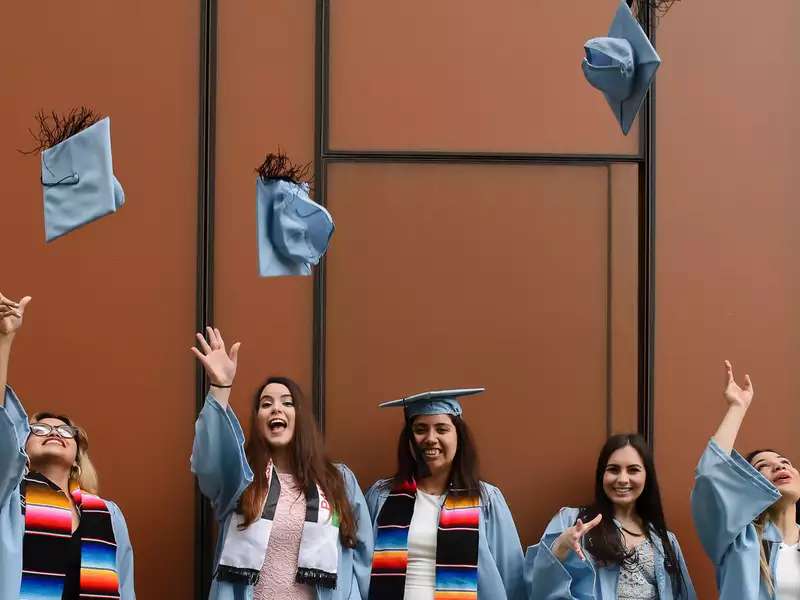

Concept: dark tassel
[[296, 567, 337, 589], [20, 107, 101, 154], [214, 565, 261, 586], [255, 149, 312, 188]]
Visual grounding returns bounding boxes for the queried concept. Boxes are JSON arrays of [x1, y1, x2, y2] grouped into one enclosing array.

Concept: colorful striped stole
[[369, 480, 480, 600], [20, 473, 120, 600]]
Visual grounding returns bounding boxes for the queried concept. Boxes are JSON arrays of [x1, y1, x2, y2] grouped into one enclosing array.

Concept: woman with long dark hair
[[191, 327, 373, 600], [526, 433, 695, 599], [691, 361, 800, 599], [0, 291, 135, 599], [365, 388, 525, 600]]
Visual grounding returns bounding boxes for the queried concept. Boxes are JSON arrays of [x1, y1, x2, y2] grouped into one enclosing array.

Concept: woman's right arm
[[524, 508, 600, 600], [690, 361, 779, 564], [189, 327, 252, 520], [0, 292, 32, 503]]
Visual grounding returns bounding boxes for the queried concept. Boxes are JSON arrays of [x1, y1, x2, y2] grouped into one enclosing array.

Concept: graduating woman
[[0, 291, 135, 599], [365, 388, 526, 600], [692, 361, 800, 599], [525, 433, 695, 600], [191, 327, 373, 600]]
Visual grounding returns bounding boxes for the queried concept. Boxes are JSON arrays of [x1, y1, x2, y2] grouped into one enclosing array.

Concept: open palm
[[191, 327, 241, 386], [723, 359, 753, 409]]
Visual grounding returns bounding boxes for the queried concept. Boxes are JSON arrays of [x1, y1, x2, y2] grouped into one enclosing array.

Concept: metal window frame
[[311, 0, 656, 445]]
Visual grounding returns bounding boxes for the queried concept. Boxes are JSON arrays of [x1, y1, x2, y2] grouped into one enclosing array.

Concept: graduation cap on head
[[31, 109, 125, 242], [380, 388, 485, 420], [255, 152, 334, 277], [581, 0, 661, 135]]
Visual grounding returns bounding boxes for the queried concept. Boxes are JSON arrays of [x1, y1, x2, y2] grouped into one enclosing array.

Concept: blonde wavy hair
[[753, 513, 774, 595], [29, 412, 99, 494]]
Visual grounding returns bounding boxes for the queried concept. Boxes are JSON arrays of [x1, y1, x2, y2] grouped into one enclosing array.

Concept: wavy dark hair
[[391, 413, 481, 498], [237, 376, 357, 547], [579, 434, 684, 597]]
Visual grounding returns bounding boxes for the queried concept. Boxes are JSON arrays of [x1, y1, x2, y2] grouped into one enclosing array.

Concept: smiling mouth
[[43, 438, 65, 447], [775, 474, 792, 485], [268, 418, 287, 433], [423, 448, 441, 459]]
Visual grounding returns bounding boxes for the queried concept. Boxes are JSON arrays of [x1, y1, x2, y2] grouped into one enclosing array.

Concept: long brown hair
[[237, 376, 357, 547], [29, 412, 99, 494]]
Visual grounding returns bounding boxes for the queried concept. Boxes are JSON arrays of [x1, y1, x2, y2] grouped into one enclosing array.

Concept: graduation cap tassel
[[20, 107, 101, 154], [255, 149, 312, 187]]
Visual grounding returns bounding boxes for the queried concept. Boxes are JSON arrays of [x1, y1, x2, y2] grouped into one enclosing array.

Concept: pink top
[[253, 472, 314, 600]]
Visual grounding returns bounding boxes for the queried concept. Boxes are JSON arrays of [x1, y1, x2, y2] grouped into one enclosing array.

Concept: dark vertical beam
[[312, 0, 330, 427], [637, 2, 656, 446], [195, 0, 217, 597], [606, 165, 614, 438]]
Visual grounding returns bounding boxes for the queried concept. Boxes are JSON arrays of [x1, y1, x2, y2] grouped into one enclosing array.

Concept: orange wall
[[0, 2, 199, 598], [2, 1, 797, 597], [655, 2, 800, 598]]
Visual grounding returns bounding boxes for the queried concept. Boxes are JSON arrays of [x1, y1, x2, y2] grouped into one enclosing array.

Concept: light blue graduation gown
[[0, 386, 136, 599], [524, 507, 696, 600], [691, 439, 783, 600], [191, 394, 374, 600], [364, 479, 527, 600]]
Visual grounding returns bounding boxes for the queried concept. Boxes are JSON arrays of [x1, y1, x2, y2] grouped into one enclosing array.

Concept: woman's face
[[256, 382, 296, 450], [411, 414, 458, 476], [26, 417, 79, 472], [750, 451, 800, 500], [603, 444, 647, 509]]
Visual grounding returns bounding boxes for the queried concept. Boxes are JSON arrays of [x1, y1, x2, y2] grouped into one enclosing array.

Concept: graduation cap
[[379, 388, 485, 420], [255, 153, 334, 277], [38, 114, 125, 242], [581, 0, 661, 135]]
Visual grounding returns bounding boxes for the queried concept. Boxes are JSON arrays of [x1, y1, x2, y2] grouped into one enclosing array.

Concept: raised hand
[[190, 327, 241, 387], [723, 360, 753, 410], [552, 513, 603, 562], [0, 293, 32, 337]]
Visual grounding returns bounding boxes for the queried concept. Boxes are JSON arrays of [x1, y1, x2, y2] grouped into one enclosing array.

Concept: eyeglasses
[[29, 423, 78, 439]]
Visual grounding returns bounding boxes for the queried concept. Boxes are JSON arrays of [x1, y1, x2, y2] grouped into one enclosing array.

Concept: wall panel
[[656, 2, 800, 598], [323, 162, 638, 545], [0, 1, 200, 597]]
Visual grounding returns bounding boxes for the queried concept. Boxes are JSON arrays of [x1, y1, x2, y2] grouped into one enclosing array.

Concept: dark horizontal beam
[[321, 150, 644, 166]]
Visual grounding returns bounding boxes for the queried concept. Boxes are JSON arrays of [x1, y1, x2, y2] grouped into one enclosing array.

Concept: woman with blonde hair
[[692, 361, 800, 599], [0, 291, 135, 599]]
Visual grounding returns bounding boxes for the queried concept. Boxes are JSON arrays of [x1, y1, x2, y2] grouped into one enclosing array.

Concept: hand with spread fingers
[[551, 513, 603, 562], [0, 293, 32, 338], [190, 327, 241, 389], [723, 359, 753, 410]]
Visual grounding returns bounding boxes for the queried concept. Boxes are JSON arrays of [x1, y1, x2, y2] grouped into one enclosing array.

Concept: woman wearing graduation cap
[[365, 388, 526, 600], [0, 292, 136, 599], [190, 327, 373, 600], [524, 433, 695, 600], [691, 361, 800, 599]]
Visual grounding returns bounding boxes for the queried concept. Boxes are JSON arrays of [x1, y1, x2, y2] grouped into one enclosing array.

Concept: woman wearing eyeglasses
[[0, 291, 136, 600]]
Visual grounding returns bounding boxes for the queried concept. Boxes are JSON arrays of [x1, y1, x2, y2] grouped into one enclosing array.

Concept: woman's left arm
[[669, 533, 697, 600], [340, 466, 374, 600], [484, 485, 526, 600], [109, 501, 136, 600]]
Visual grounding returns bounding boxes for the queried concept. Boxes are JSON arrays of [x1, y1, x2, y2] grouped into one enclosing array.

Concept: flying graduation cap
[[255, 152, 334, 277], [581, 0, 661, 135], [32, 109, 125, 242]]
